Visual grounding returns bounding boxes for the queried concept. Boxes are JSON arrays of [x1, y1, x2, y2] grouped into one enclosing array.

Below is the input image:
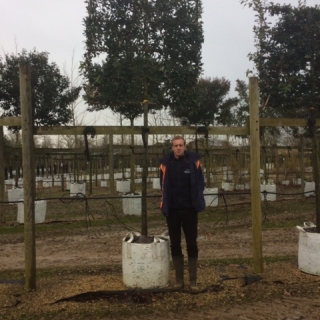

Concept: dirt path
[[2, 223, 319, 319], [0, 226, 298, 271]]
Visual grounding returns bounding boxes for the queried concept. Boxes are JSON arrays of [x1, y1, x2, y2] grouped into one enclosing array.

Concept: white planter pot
[[223, 182, 230, 191], [304, 181, 315, 197], [266, 184, 276, 202], [116, 180, 130, 193], [114, 173, 123, 179], [266, 163, 274, 170], [204, 188, 218, 207], [17, 200, 47, 224], [8, 188, 24, 205], [70, 183, 86, 197], [122, 193, 141, 215], [124, 172, 130, 179], [101, 180, 107, 187], [223, 173, 233, 181], [152, 178, 161, 190], [293, 178, 302, 186], [122, 232, 170, 289], [236, 184, 245, 191], [297, 224, 320, 275], [43, 180, 52, 188]]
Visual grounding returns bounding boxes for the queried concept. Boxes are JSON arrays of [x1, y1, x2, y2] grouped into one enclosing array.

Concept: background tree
[[0, 49, 81, 132], [243, 0, 320, 232], [242, 0, 320, 118], [171, 77, 238, 126], [232, 79, 249, 126]]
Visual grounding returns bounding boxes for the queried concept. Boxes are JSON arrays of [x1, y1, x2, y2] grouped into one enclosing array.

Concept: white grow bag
[[304, 182, 315, 197], [8, 188, 24, 205], [152, 178, 161, 190], [17, 200, 47, 224], [116, 180, 130, 193], [101, 180, 107, 187], [122, 193, 141, 215], [70, 182, 86, 197], [122, 232, 170, 289], [204, 188, 218, 207], [297, 222, 320, 275]]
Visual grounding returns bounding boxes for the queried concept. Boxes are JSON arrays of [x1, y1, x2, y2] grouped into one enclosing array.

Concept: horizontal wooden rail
[[0, 117, 250, 135], [0, 117, 319, 135], [32, 125, 250, 136]]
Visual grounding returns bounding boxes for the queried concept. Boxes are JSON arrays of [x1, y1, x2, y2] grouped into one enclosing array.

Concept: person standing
[[159, 136, 205, 293]]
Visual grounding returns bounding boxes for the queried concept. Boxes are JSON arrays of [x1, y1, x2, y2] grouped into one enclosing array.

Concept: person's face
[[172, 139, 186, 158]]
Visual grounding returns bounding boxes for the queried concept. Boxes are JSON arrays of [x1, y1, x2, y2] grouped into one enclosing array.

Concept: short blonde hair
[[171, 136, 186, 146]]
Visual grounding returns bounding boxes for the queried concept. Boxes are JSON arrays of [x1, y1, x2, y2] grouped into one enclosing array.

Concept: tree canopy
[[81, 0, 204, 121], [232, 79, 249, 126], [242, 0, 320, 118], [170, 77, 238, 126], [0, 49, 81, 131]]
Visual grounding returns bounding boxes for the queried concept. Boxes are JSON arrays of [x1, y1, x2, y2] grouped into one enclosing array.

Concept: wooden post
[[300, 136, 305, 197], [309, 109, 320, 233], [141, 100, 149, 236], [15, 156, 19, 188], [89, 158, 93, 195], [109, 134, 115, 196], [19, 63, 36, 291], [275, 151, 279, 184], [95, 157, 98, 187], [315, 136, 320, 233], [61, 155, 64, 192], [51, 158, 54, 186], [249, 77, 263, 274], [0, 126, 5, 224], [130, 121, 136, 193], [205, 136, 211, 187]]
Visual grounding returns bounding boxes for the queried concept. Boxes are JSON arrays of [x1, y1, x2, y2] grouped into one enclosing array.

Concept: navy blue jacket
[[159, 150, 205, 217]]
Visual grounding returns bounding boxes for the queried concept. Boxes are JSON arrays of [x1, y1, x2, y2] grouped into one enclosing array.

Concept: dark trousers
[[166, 208, 198, 259]]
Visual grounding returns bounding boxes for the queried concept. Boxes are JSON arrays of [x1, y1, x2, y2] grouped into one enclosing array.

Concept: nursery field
[[1, 182, 320, 319]]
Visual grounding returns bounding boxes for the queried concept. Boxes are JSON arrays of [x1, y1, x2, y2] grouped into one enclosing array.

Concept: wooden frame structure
[[0, 66, 319, 291]]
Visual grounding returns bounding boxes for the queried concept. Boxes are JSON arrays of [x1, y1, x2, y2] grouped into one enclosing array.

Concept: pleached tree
[[81, 0, 204, 235]]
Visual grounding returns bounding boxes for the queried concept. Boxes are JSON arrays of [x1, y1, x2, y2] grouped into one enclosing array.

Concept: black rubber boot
[[172, 255, 184, 290], [188, 257, 199, 294]]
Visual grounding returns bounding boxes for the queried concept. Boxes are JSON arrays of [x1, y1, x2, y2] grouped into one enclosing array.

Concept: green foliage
[[0, 49, 81, 132], [232, 79, 249, 126], [81, 0, 204, 121], [170, 77, 238, 126], [242, 1, 320, 118]]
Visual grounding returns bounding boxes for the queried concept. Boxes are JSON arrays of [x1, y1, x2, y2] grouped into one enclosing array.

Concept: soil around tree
[[1, 215, 320, 320]]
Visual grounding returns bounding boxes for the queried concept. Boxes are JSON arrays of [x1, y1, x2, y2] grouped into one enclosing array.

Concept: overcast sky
[[1, 0, 319, 125]]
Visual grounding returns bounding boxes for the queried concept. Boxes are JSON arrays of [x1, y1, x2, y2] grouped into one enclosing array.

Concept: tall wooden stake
[[309, 108, 320, 233], [249, 77, 263, 274], [141, 100, 148, 236], [0, 126, 4, 224], [299, 136, 305, 198], [108, 134, 115, 196], [20, 63, 36, 290], [314, 136, 320, 233]]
